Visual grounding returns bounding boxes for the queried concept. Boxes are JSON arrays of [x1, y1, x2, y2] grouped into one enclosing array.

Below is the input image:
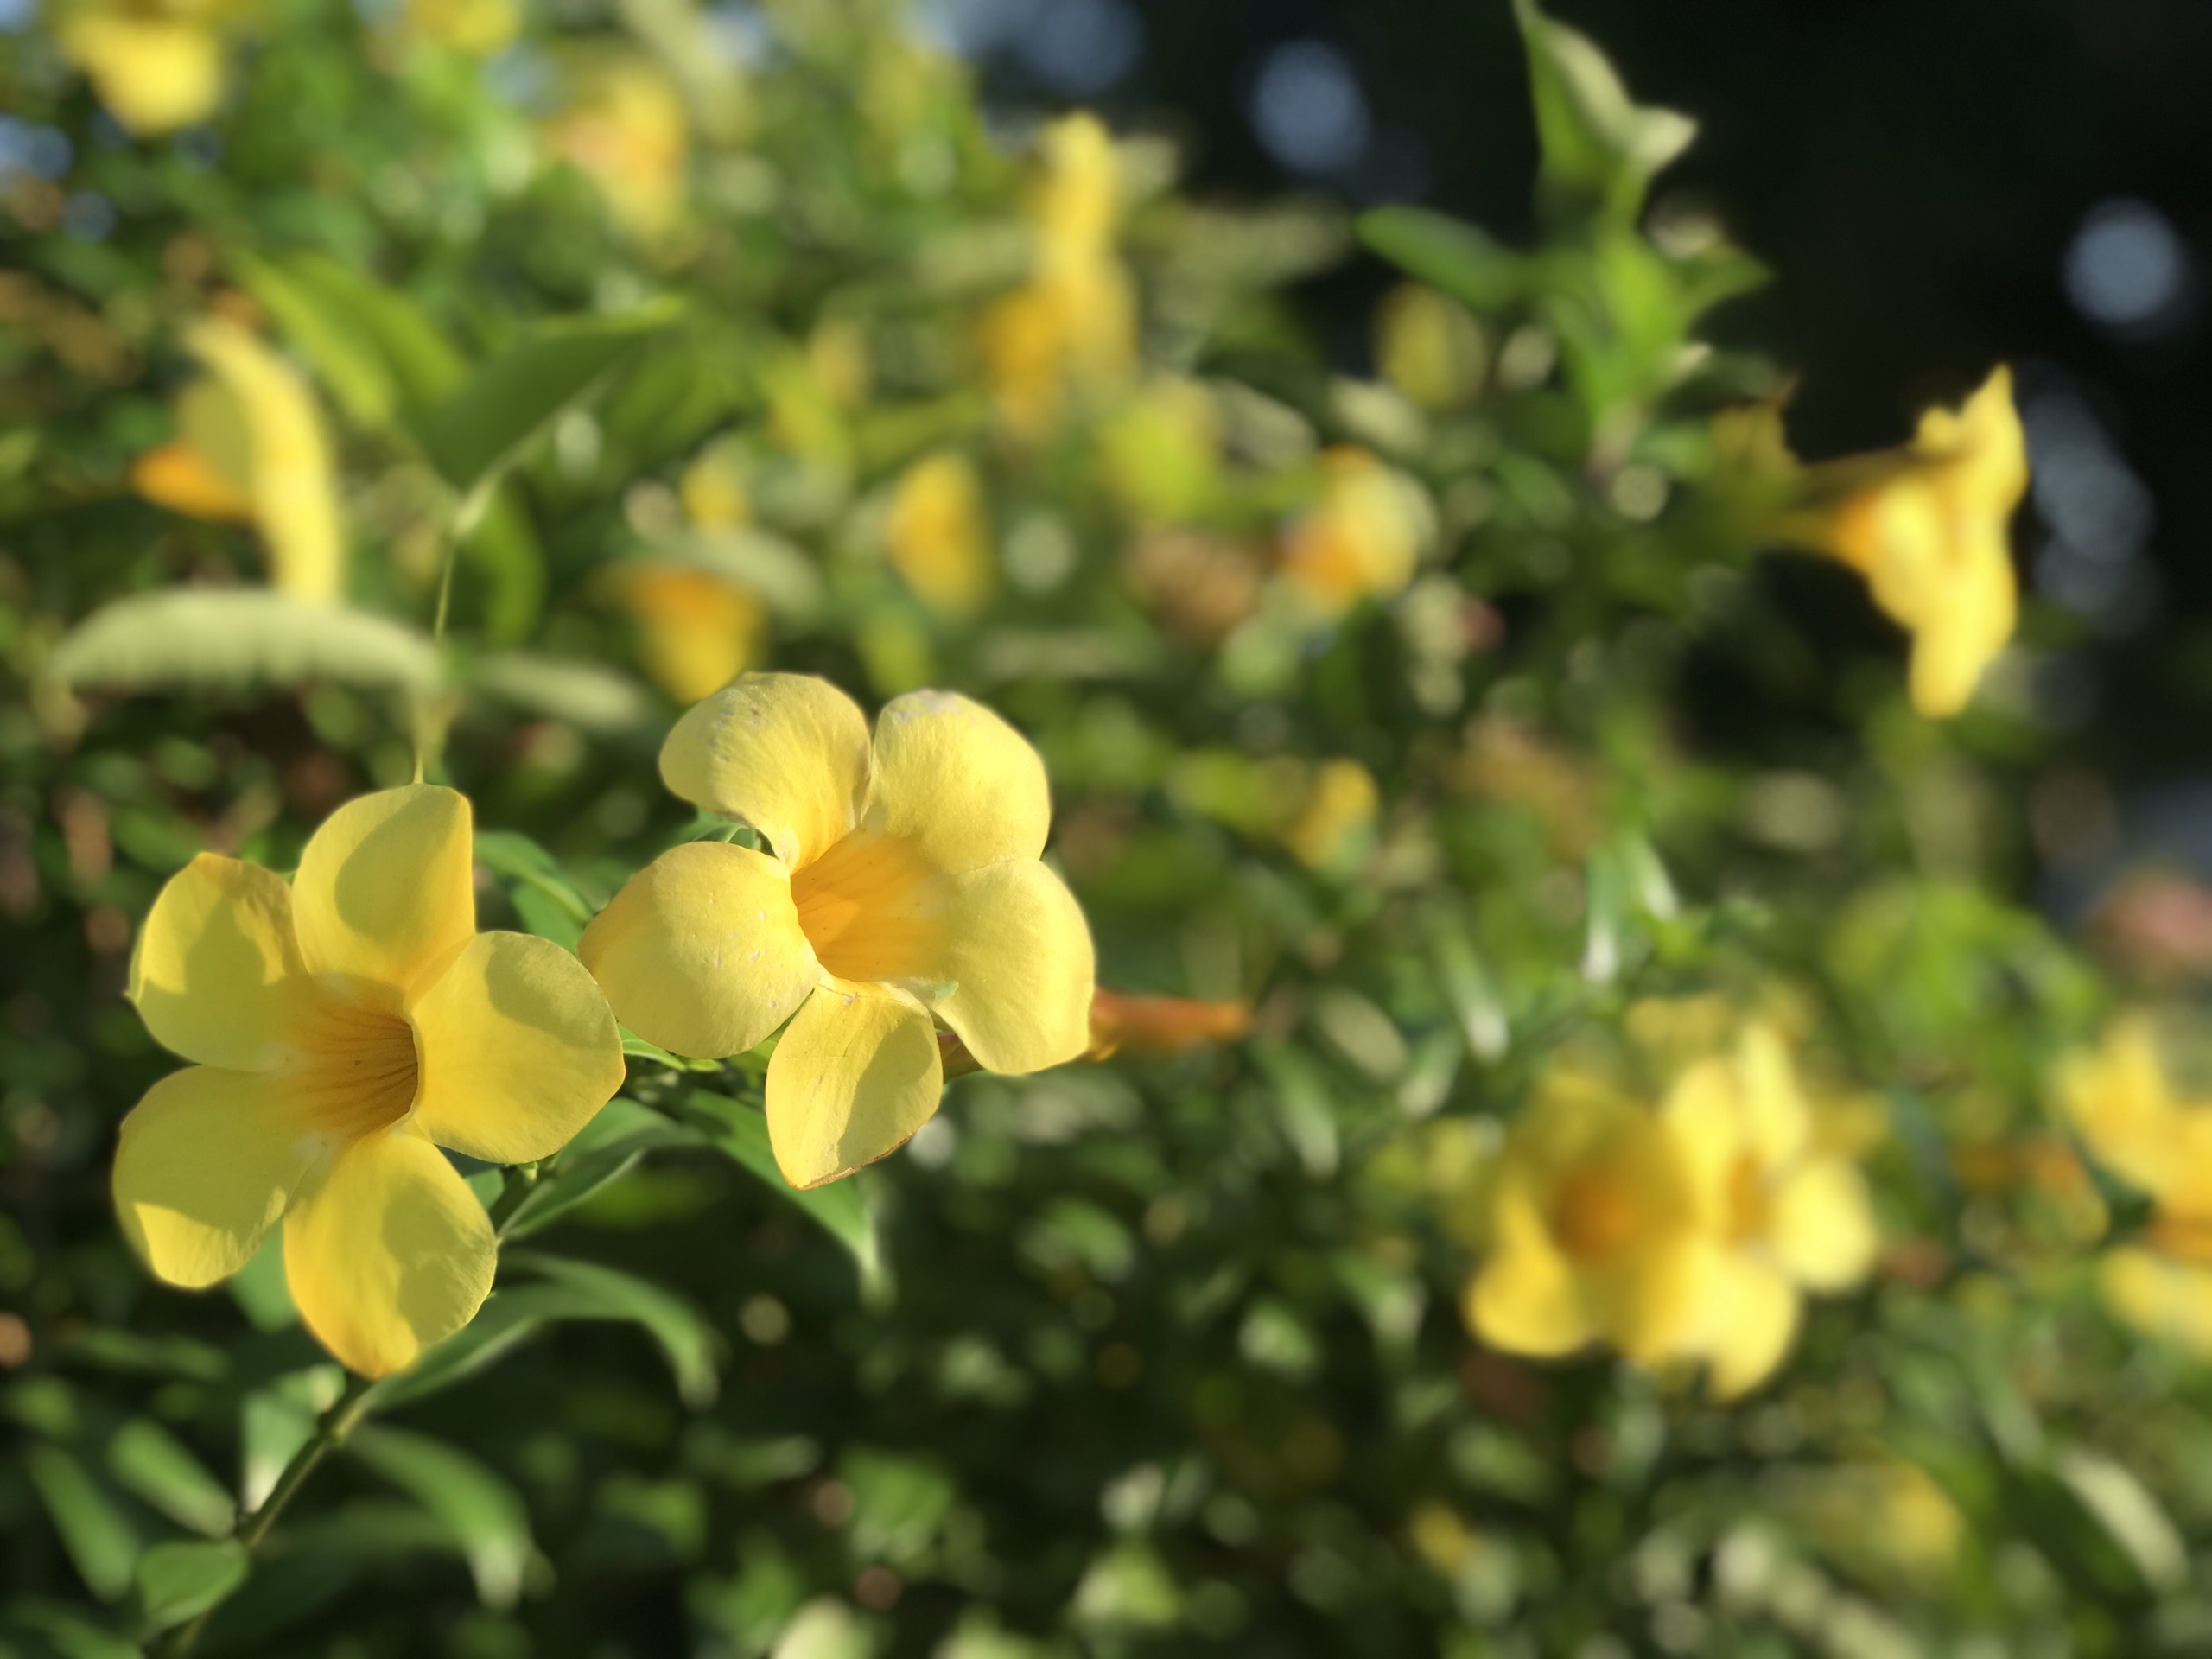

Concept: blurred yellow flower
[[1376, 284, 1489, 411], [57, 0, 229, 136], [131, 317, 346, 604], [2057, 1016, 2212, 1354], [979, 112, 1138, 440], [546, 54, 690, 239], [1663, 1021, 1878, 1398], [605, 562, 766, 705], [1278, 758, 1380, 873], [1781, 366, 2028, 719], [582, 675, 1096, 1188], [1465, 1069, 1708, 1364], [884, 452, 995, 619], [114, 786, 626, 1376], [1101, 377, 1221, 524], [403, 0, 518, 56], [679, 442, 753, 531], [1277, 447, 1427, 617]]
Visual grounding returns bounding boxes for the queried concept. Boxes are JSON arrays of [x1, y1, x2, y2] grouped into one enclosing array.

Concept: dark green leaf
[[132, 1541, 249, 1635]]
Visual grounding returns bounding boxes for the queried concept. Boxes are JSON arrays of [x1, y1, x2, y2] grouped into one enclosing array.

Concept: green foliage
[[0, 0, 2193, 1655]]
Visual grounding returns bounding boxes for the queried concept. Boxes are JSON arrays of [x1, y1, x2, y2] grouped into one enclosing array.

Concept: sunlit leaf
[[673, 1090, 882, 1288], [132, 1540, 249, 1636], [53, 592, 442, 697], [348, 1427, 537, 1608], [26, 1445, 140, 1602], [499, 1250, 722, 1408]]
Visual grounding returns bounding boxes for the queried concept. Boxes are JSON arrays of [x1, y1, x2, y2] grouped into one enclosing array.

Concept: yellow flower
[[403, 0, 519, 55], [1784, 366, 2028, 718], [2056, 1017, 2212, 1354], [604, 562, 766, 705], [131, 317, 346, 604], [1277, 447, 1427, 617], [1465, 1069, 1708, 1364], [884, 453, 995, 619], [1277, 759, 1379, 872], [679, 442, 752, 531], [1662, 1021, 1878, 1398], [1376, 284, 1488, 411], [58, 0, 229, 136], [979, 113, 1138, 440], [581, 675, 1096, 1188], [113, 786, 626, 1376], [545, 54, 690, 240]]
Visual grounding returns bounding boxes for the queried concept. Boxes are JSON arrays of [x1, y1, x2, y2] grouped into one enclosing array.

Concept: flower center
[[1725, 1154, 1771, 1245], [790, 829, 946, 985], [292, 990, 420, 1141], [1553, 1167, 1641, 1263]]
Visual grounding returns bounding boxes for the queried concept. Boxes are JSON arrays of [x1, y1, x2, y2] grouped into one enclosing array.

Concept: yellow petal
[[1659, 1056, 1745, 1226], [1465, 1183, 1592, 1358], [658, 673, 871, 868], [1587, 1234, 1713, 1365], [130, 440, 255, 524], [936, 858, 1095, 1074], [186, 319, 346, 604], [60, 16, 226, 136], [1735, 1022, 1812, 1170], [292, 785, 477, 997], [113, 1066, 319, 1289], [283, 1128, 496, 1377], [764, 980, 943, 1188], [1769, 1157, 1879, 1293], [606, 562, 764, 705], [580, 841, 818, 1058], [884, 454, 995, 618], [410, 931, 626, 1165], [129, 854, 315, 1071], [865, 690, 1051, 873], [1700, 1254, 1801, 1400], [2101, 1247, 2212, 1356]]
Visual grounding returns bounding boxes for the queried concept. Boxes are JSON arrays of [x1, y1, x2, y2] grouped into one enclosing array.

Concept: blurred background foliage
[[6, 0, 2212, 1655]]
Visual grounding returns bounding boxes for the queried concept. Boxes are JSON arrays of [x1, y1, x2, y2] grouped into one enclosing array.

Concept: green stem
[[488, 1161, 543, 1237], [153, 1372, 376, 1657]]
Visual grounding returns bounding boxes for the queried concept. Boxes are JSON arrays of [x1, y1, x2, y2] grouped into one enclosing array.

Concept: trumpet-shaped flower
[[113, 786, 626, 1376], [979, 113, 1138, 440], [581, 675, 1095, 1188], [605, 562, 766, 705], [1781, 366, 2028, 719], [2056, 1017, 2212, 1354], [1662, 1021, 1878, 1397], [1277, 447, 1427, 617], [131, 318, 346, 604], [1465, 1070, 1709, 1364], [57, 0, 230, 135], [885, 453, 995, 619]]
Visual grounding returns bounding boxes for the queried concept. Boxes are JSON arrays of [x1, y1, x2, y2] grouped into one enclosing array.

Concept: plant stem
[[488, 1161, 542, 1237], [153, 1371, 377, 1657]]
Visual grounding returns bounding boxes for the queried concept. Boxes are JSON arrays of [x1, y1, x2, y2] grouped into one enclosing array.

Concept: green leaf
[[27, 1445, 140, 1602], [231, 249, 466, 425], [52, 592, 442, 698], [499, 1099, 702, 1240], [1513, 0, 1695, 225], [410, 302, 683, 503], [348, 1427, 537, 1608], [471, 651, 659, 736], [106, 1419, 235, 1538], [673, 1090, 883, 1287], [1355, 207, 1529, 313], [132, 1540, 249, 1636], [359, 1299, 547, 1413], [499, 1250, 722, 1408]]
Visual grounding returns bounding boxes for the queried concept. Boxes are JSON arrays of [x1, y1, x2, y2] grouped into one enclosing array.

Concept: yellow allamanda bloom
[[114, 786, 626, 1376], [1781, 366, 2028, 719], [131, 317, 346, 604], [1469, 1014, 1876, 1395], [545, 53, 690, 240], [1277, 446, 1427, 618], [1466, 1069, 1710, 1365], [582, 674, 1096, 1188], [57, 0, 230, 136], [1662, 1021, 1878, 1398], [979, 112, 1138, 440], [605, 562, 766, 706], [2056, 1017, 2212, 1353], [884, 453, 995, 619]]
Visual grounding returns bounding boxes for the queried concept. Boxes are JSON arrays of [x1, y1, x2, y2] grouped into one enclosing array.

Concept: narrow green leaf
[[1355, 207, 1529, 312], [499, 1099, 702, 1240], [499, 1250, 722, 1408], [106, 1419, 236, 1537], [133, 1540, 249, 1635], [472, 651, 659, 736], [410, 302, 683, 500], [27, 1445, 140, 1602], [674, 1090, 881, 1285], [349, 1427, 538, 1608], [360, 1298, 547, 1413], [53, 592, 442, 698], [1513, 0, 1695, 224]]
